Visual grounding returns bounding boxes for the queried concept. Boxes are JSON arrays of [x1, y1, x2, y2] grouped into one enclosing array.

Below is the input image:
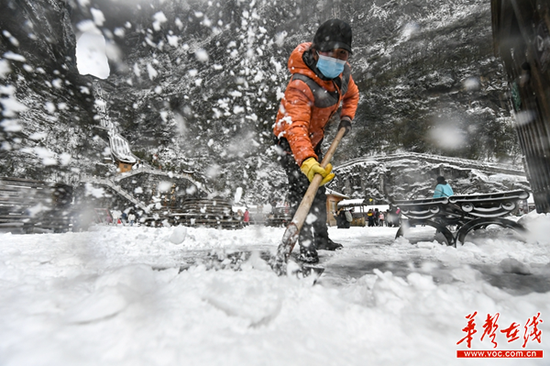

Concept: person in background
[[336, 208, 347, 228], [273, 19, 360, 263], [345, 208, 353, 226], [243, 208, 250, 226], [379, 210, 385, 226], [111, 210, 120, 225], [128, 212, 136, 226], [367, 209, 375, 227], [336, 208, 352, 229], [433, 176, 454, 198]]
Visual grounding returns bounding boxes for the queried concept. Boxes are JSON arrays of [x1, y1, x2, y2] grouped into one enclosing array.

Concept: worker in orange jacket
[[273, 19, 360, 263]]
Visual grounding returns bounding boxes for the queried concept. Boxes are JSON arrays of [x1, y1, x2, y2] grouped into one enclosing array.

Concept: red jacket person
[[273, 19, 360, 263]]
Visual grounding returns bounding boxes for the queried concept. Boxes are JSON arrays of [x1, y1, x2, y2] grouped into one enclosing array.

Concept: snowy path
[[321, 226, 550, 294], [1, 213, 549, 365]]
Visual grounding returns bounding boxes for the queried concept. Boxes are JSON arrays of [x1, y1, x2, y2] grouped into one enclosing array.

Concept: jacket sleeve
[[340, 75, 359, 120], [278, 79, 318, 166]]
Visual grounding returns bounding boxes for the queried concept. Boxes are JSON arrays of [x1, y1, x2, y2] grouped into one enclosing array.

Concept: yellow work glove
[[300, 157, 335, 186]]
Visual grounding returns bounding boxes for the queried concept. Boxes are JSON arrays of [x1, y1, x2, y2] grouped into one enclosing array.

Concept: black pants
[[275, 138, 329, 248]]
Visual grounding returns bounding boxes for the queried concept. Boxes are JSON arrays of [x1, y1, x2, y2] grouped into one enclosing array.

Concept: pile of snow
[[0, 213, 549, 365]]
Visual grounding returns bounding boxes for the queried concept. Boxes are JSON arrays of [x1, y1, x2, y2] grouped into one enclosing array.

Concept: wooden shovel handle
[[277, 126, 347, 260]]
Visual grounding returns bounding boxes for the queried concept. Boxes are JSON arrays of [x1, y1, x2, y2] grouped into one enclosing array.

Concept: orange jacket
[[273, 42, 360, 165]]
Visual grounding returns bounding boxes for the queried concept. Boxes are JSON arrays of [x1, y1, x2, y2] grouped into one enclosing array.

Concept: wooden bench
[[142, 198, 244, 229], [0, 177, 73, 233], [392, 189, 529, 246]]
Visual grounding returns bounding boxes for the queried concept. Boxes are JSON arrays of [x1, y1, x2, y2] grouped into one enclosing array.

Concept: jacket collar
[[288, 42, 343, 89]]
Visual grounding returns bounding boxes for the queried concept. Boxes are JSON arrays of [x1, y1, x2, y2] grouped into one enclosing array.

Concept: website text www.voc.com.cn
[[457, 350, 543, 358]]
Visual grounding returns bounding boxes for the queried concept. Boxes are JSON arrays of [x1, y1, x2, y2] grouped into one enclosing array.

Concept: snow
[[1, 213, 549, 365], [338, 198, 364, 206], [76, 31, 110, 79]]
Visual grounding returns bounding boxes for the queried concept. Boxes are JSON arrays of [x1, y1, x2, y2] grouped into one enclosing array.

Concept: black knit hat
[[313, 19, 353, 54]]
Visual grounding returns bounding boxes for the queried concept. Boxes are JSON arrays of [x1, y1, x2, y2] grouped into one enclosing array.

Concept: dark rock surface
[[0, 0, 525, 205]]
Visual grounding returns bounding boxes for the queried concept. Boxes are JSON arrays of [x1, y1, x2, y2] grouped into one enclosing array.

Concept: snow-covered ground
[[1, 213, 549, 366]]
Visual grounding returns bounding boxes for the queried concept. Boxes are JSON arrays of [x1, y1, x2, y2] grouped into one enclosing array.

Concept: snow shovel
[[271, 126, 348, 276]]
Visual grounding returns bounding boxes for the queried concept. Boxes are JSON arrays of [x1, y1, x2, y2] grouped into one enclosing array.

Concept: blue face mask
[[316, 53, 346, 79]]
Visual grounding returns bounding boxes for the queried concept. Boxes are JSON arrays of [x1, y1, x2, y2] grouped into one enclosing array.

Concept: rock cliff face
[[0, 0, 523, 203], [332, 153, 529, 201], [0, 0, 96, 181], [2, 0, 76, 73]]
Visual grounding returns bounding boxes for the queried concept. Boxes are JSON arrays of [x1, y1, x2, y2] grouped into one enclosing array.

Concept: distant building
[[326, 189, 350, 226], [336, 198, 390, 227], [109, 132, 137, 173]]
